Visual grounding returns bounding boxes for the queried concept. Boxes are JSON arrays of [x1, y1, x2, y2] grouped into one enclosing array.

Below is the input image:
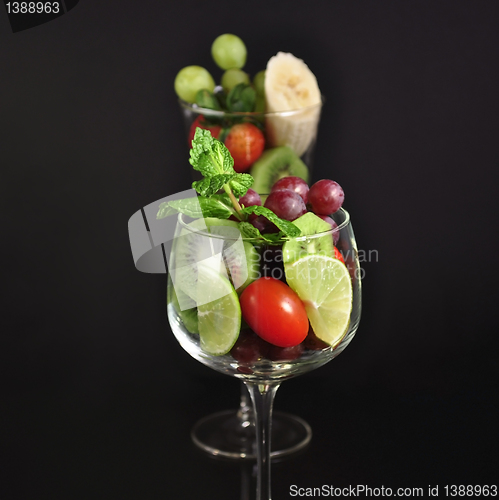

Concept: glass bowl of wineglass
[[166, 205, 361, 499]]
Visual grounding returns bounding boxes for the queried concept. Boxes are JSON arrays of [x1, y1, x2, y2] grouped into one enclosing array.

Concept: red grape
[[251, 215, 269, 232], [230, 330, 269, 364], [267, 343, 304, 361], [308, 179, 344, 215], [302, 327, 330, 351], [317, 215, 340, 245], [264, 189, 307, 222], [271, 176, 309, 204], [239, 188, 262, 208]]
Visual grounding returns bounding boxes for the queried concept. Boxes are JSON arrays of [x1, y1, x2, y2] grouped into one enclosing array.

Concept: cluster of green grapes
[[174, 34, 265, 113]]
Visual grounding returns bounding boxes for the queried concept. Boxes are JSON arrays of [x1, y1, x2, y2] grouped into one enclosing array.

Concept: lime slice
[[170, 286, 199, 334], [197, 265, 241, 356], [284, 255, 352, 347]]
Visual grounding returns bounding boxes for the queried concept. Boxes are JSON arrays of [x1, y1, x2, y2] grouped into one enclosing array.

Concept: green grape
[[211, 34, 247, 70], [174, 66, 215, 103], [253, 70, 266, 96], [221, 68, 250, 93]]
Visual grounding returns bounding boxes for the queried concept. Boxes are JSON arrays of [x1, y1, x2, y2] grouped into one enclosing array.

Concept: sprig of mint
[[190, 128, 253, 206], [156, 128, 299, 242], [226, 83, 256, 113], [194, 84, 256, 114]]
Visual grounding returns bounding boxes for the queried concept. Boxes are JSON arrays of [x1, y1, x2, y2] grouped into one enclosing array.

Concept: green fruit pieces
[[250, 146, 309, 194], [282, 212, 334, 264], [197, 266, 242, 356], [170, 285, 199, 334], [211, 34, 247, 70], [284, 255, 352, 348], [174, 66, 215, 103]]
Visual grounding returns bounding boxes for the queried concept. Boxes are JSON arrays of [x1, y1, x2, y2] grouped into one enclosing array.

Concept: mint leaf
[[261, 231, 290, 243], [215, 89, 227, 110], [195, 89, 222, 110], [237, 222, 262, 240], [193, 173, 234, 197], [226, 83, 256, 112], [238, 222, 288, 243], [198, 197, 235, 219], [189, 128, 234, 177], [156, 196, 235, 220], [241, 206, 300, 237], [211, 192, 233, 206], [229, 173, 253, 198]]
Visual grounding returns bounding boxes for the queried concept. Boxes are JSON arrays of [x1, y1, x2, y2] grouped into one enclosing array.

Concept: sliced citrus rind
[[170, 286, 199, 334], [284, 254, 352, 348]]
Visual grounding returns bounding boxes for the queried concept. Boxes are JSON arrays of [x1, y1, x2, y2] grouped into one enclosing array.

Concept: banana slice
[[264, 52, 322, 157]]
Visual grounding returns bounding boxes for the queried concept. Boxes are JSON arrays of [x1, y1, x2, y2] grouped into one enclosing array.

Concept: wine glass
[[178, 96, 323, 186], [167, 208, 361, 499], [178, 97, 323, 458]]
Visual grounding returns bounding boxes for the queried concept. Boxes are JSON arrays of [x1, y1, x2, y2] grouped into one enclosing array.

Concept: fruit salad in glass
[[159, 129, 361, 499], [174, 34, 323, 189]]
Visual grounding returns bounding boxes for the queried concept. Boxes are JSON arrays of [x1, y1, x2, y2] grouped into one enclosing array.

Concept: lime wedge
[[284, 255, 352, 347], [197, 265, 241, 356], [170, 286, 199, 334]]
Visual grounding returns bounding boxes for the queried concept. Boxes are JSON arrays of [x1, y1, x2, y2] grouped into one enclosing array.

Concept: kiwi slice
[[207, 221, 260, 293], [250, 146, 309, 194], [282, 212, 334, 264], [171, 217, 259, 306]]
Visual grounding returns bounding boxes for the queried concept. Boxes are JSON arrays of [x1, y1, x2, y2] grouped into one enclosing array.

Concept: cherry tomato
[[188, 115, 221, 145], [224, 122, 265, 172], [334, 246, 345, 264], [239, 277, 309, 347]]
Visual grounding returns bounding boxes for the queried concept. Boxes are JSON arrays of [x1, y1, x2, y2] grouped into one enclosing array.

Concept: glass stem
[[245, 381, 280, 500], [237, 381, 253, 424], [237, 381, 254, 456], [239, 461, 254, 500]]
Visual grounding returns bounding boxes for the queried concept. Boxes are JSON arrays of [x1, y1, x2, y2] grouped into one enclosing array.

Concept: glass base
[[191, 409, 312, 460]]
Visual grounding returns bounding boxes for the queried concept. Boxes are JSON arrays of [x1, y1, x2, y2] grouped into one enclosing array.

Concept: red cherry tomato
[[224, 122, 265, 172], [239, 277, 309, 347], [188, 115, 221, 145], [334, 246, 345, 264]]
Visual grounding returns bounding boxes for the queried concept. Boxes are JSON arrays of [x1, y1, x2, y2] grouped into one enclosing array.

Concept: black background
[[1, 1, 498, 498]]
